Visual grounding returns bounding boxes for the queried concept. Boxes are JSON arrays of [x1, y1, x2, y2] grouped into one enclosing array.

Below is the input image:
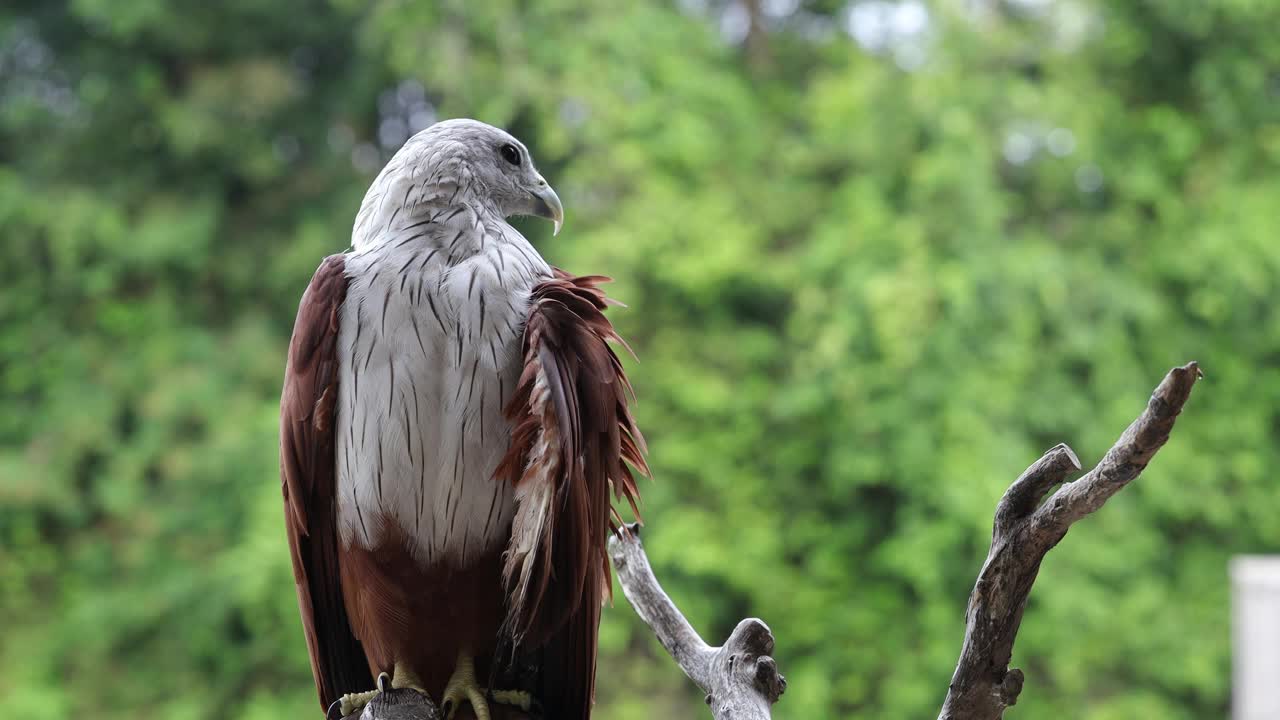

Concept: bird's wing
[[280, 254, 371, 710], [495, 268, 649, 720]]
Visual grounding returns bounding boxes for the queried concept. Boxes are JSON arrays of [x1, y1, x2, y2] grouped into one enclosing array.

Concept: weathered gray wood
[[340, 522, 789, 720], [338, 687, 441, 720], [608, 524, 786, 720], [336, 688, 526, 720], [938, 361, 1203, 720], [343, 362, 1200, 720]]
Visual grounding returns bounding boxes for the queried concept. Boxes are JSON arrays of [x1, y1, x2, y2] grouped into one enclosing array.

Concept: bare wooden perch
[[343, 686, 441, 720], [939, 361, 1202, 720], [338, 523, 787, 720], [344, 362, 1200, 720], [608, 524, 788, 720]]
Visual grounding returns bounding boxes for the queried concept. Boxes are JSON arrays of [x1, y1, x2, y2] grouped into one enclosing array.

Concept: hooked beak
[[529, 179, 564, 236]]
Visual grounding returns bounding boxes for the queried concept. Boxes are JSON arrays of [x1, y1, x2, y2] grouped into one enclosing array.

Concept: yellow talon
[[331, 665, 430, 719], [336, 687, 380, 718], [440, 652, 534, 720], [389, 662, 428, 694], [441, 652, 490, 720], [489, 689, 533, 711]]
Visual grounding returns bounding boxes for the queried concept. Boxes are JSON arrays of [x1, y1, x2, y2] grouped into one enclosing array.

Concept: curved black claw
[[325, 700, 346, 720], [377, 672, 392, 693]]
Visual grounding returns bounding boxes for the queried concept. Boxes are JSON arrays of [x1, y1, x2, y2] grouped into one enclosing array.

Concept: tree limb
[[608, 524, 787, 720], [340, 687, 441, 720], [343, 362, 1199, 720], [337, 525, 787, 720], [938, 361, 1203, 720]]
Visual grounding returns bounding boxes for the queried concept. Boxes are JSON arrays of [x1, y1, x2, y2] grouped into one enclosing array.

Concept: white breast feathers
[[334, 200, 551, 568]]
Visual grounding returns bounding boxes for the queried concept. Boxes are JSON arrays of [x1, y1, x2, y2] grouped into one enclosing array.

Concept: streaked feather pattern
[[282, 119, 646, 720], [497, 270, 649, 652], [280, 255, 372, 709]]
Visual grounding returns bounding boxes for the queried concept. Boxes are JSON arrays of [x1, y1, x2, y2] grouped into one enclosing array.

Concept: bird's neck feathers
[[350, 146, 502, 253]]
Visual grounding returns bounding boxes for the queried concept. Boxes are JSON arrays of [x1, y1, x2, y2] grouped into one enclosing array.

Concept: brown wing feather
[[495, 269, 649, 720], [280, 254, 372, 710]]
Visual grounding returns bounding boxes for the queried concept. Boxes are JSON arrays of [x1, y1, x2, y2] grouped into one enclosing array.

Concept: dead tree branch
[[608, 525, 787, 720], [340, 525, 786, 720], [344, 363, 1199, 720], [338, 686, 441, 720], [939, 361, 1203, 720]]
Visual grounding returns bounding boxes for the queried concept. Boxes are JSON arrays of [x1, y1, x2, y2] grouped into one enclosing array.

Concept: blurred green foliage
[[2, 1, 1278, 718]]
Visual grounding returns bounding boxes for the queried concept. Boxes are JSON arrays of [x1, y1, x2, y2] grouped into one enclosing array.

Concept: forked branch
[[938, 361, 1203, 720], [608, 525, 787, 720], [346, 363, 1200, 720]]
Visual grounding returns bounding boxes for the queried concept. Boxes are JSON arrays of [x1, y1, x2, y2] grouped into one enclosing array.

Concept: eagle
[[279, 119, 647, 720]]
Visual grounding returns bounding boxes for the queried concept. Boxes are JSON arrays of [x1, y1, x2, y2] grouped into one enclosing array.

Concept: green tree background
[[2, 1, 1277, 718]]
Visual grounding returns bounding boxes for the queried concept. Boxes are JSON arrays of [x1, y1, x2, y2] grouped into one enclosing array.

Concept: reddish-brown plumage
[[280, 255, 371, 708], [495, 270, 649, 719], [340, 519, 507, 700], [282, 261, 647, 719]]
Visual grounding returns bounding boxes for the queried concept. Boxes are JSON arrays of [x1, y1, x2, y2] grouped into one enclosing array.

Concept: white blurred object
[[1232, 556, 1280, 720]]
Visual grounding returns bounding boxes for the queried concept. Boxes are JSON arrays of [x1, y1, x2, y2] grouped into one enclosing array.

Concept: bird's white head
[[356, 118, 563, 248]]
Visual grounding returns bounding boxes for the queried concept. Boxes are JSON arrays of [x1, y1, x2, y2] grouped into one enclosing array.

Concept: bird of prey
[[279, 119, 647, 720]]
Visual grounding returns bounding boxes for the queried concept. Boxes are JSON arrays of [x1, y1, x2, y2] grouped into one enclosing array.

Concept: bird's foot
[[489, 689, 534, 714], [440, 654, 488, 720], [439, 653, 534, 720], [327, 666, 434, 719], [326, 672, 392, 719]]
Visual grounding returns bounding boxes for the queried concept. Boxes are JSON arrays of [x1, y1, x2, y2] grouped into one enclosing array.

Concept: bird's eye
[[499, 143, 521, 166]]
